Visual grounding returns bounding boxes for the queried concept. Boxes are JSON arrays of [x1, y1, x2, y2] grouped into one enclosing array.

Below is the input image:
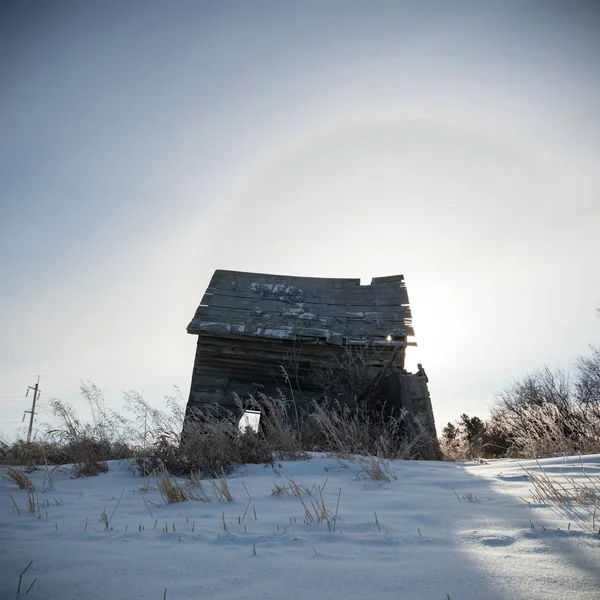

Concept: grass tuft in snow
[[354, 457, 397, 482], [155, 468, 210, 504], [3, 466, 35, 490], [521, 458, 600, 532], [210, 474, 233, 503], [298, 485, 341, 532], [523, 460, 600, 506], [271, 476, 314, 497], [26, 488, 37, 515], [99, 489, 124, 530]]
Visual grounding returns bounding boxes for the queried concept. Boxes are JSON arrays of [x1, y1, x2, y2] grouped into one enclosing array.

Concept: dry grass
[[73, 460, 109, 478], [45, 387, 130, 477], [442, 346, 600, 460], [26, 487, 37, 514], [98, 489, 124, 530], [271, 475, 315, 497], [3, 466, 35, 490], [188, 470, 203, 488], [523, 460, 600, 506], [521, 459, 600, 532], [155, 467, 210, 504], [0, 383, 132, 474], [210, 474, 233, 502], [304, 401, 439, 460], [2, 378, 440, 484], [298, 484, 341, 532], [354, 457, 397, 482]]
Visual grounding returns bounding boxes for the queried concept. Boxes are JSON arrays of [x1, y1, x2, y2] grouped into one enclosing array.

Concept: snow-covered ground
[[1, 455, 599, 600]]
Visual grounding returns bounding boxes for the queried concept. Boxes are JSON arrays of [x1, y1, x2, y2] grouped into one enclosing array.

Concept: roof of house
[[187, 270, 415, 346]]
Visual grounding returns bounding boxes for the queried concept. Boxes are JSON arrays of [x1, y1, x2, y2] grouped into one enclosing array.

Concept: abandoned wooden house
[[185, 270, 436, 436]]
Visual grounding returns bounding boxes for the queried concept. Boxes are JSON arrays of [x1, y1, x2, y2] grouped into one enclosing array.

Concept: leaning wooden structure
[[185, 270, 436, 436]]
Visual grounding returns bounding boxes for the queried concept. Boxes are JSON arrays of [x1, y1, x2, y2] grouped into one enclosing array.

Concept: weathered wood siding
[[185, 270, 436, 437]]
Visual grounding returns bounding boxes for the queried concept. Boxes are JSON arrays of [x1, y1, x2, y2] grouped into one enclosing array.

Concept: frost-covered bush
[[442, 345, 600, 459]]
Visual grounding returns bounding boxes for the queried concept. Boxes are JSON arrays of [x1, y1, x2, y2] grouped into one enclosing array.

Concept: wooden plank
[[194, 306, 412, 331], [189, 327, 412, 344], [190, 304, 412, 323], [188, 316, 412, 337], [208, 271, 362, 295], [188, 314, 414, 339], [204, 288, 411, 308], [194, 334, 405, 358], [210, 269, 361, 286], [190, 303, 412, 325], [370, 274, 405, 283], [195, 299, 411, 326], [202, 285, 410, 305], [188, 315, 413, 340], [202, 272, 409, 299], [194, 335, 410, 354], [193, 347, 401, 372]]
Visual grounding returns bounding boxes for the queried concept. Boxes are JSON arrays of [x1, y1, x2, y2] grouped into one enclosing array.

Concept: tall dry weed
[[2, 466, 35, 490]]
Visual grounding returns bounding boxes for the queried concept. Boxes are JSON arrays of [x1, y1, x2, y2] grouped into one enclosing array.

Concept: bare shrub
[[493, 348, 600, 457], [444, 346, 600, 460], [495, 403, 600, 458], [574, 345, 600, 405], [0, 392, 132, 472], [155, 410, 237, 477], [132, 399, 274, 477], [495, 366, 572, 414], [0, 440, 71, 468], [442, 403, 600, 461], [123, 389, 185, 475], [122, 388, 264, 477]]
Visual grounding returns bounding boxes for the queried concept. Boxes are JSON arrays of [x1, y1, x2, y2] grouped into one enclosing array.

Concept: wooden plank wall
[[187, 334, 404, 410], [186, 336, 437, 437]]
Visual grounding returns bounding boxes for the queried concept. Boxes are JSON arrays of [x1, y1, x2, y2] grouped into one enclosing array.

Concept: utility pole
[[24, 376, 41, 444]]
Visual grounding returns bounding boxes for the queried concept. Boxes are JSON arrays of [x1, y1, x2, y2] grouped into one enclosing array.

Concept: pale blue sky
[[1, 1, 599, 439]]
